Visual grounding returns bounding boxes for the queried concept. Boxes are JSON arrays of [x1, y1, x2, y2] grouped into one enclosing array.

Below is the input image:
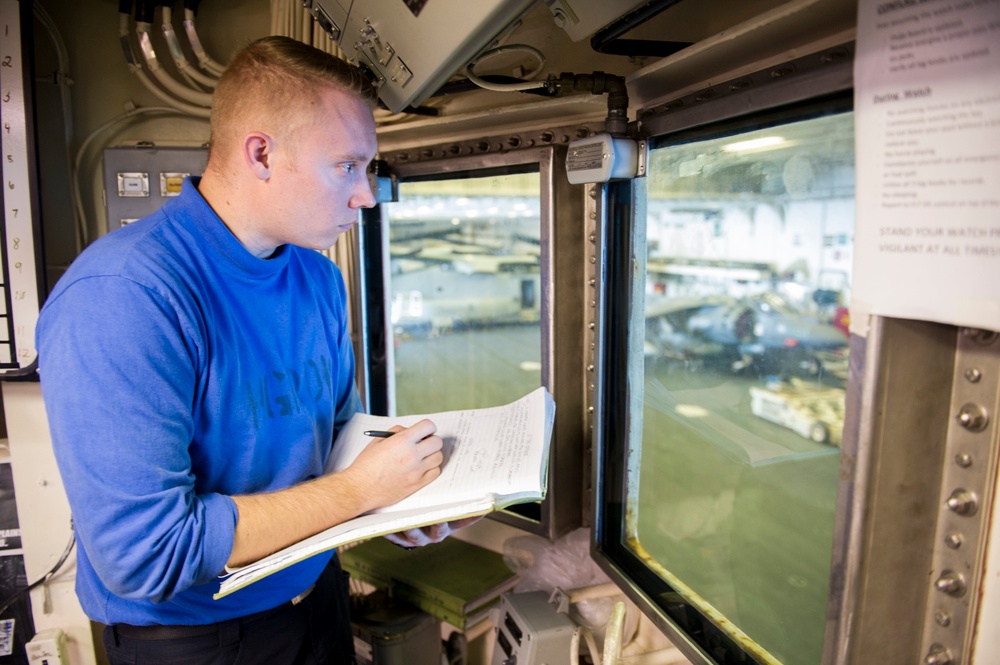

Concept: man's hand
[[383, 516, 484, 549], [228, 420, 444, 568], [341, 419, 445, 513]]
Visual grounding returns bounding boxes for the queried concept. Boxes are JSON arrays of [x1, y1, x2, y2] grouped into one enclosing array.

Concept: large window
[[366, 145, 584, 538], [380, 171, 543, 414], [597, 99, 854, 665]]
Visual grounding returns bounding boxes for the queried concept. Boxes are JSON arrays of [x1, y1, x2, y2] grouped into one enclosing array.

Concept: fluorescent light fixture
[[722, 136, 785, 152]]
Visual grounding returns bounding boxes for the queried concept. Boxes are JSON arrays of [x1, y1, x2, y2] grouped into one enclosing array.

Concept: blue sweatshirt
[[36, 178, 361, 625]]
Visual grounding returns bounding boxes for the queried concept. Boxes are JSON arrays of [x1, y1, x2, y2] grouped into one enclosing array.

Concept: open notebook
[[215, 387, 555, 599]]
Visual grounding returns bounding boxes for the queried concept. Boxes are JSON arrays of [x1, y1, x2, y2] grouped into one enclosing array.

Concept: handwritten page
[[326, 386, 549, 512]]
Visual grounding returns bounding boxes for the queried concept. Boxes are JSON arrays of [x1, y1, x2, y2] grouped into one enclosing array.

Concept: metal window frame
[[591, 45, 856, 665]]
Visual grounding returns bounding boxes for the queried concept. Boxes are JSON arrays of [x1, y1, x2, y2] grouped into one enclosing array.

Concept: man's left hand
[[383, 516, 483, 549]]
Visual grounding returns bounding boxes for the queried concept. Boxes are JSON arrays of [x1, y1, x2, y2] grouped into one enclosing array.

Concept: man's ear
[[243, 132, 273, 181]]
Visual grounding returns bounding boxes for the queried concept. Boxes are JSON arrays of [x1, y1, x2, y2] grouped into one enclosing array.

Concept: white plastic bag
[[502, 528, 639, 650]]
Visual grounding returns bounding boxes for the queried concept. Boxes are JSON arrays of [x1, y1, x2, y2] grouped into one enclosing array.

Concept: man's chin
[[313, 230, 350, 249]]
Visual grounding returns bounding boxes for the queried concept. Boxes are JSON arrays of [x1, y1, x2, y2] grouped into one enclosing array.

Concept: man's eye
[[341, 164, 354, 174]]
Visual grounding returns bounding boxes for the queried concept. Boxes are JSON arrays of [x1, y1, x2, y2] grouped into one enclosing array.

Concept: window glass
[[382, 173, 542, 414], [634, 111, 854, 664]]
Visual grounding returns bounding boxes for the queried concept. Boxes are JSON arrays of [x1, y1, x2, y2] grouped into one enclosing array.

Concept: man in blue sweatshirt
[[37, 36, 460, 664]]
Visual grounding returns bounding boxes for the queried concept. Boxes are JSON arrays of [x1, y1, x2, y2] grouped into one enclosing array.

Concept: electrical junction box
[[491, 590, 576, 665], [102, 145, 208, 232], [25, 628, 68, 665], [308, 0, 535, 113], [566, 134, 639, 184]]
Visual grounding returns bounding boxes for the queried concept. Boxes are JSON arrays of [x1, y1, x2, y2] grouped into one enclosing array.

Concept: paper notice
[[853, 0, 1000, 331]]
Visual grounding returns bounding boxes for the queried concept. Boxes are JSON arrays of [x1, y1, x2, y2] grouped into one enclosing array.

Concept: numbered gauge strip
[[0, 0, 43, 374]]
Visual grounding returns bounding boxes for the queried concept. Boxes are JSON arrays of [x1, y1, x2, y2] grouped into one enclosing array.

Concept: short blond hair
[[208, 36, 378, 164]]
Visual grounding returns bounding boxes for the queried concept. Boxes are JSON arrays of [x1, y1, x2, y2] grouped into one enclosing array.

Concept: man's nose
[[351, 176, 377, 209]]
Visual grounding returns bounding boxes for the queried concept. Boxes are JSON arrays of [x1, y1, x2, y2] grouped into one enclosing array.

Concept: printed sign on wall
[[853, 0, 1000, 331]]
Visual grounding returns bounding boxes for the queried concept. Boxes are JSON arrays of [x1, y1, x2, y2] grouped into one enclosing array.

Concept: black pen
[[363, 430, 395, 438]]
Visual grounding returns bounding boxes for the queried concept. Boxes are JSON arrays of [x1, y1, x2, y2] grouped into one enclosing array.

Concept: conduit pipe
[[135, 20, 214, 106], [160, 5, 218, 88], [465, 44, 548, 92], [119, 12, 212, 117], [183, 7, 227, 76]]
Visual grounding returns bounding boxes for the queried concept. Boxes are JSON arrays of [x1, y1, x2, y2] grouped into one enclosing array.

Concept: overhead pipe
[[118, 10, 212, 117], [134, 19, 214, 106], [183, 0, 227, 76], [160, 4, 218, 88], [547, 71, 630, 137]]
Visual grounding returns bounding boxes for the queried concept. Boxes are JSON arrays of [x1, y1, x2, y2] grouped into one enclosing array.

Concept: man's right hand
[[227, 420, 444, 569], [341, 420, 444, 511]]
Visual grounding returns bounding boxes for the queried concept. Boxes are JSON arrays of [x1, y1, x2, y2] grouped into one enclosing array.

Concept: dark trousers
[[102, 555, 355, 665]]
